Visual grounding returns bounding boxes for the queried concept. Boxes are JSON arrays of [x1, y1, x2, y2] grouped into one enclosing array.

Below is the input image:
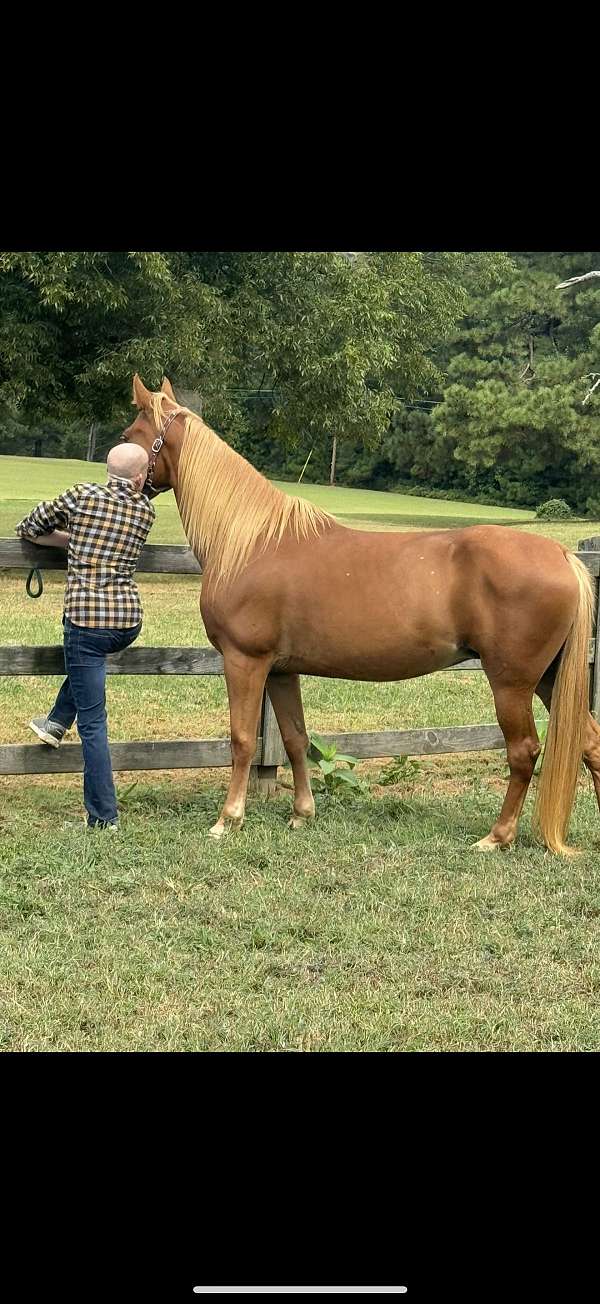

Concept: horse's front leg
[[266, 672, 315, 829], [209, 651, 273, 840]]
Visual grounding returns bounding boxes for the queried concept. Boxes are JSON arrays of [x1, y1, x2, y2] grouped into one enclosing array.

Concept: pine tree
[[433, 253, 600, 511]]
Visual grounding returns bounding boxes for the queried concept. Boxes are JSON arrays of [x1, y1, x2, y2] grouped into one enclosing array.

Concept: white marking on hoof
[[471, 835, 503, 852], [209, 815, 244, 840]]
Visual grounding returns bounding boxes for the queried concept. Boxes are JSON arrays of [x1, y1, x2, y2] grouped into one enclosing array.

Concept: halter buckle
[[143, 408, 180, 497]]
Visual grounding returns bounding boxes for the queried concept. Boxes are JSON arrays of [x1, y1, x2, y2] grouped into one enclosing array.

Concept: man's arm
[[30, 530, 70, 549], [15, 486, 81, 543]]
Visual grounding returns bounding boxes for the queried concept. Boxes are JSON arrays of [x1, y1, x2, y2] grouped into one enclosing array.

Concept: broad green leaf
[[333, 769, 363, 787]]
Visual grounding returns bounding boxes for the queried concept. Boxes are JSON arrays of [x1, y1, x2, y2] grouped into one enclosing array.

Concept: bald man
[[15, 444, 156, 829]]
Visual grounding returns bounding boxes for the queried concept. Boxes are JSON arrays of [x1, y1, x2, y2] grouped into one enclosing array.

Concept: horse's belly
[[275, 634, 464, 681]]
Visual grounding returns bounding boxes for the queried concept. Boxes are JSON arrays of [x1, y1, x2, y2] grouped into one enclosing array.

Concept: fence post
[[250, 687, 287, 796], [579, 537, 600, 718]]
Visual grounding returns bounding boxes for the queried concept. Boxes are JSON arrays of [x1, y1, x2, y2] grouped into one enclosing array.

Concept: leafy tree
[[0, 251, 510, 476], [0, 251, 224, 430]]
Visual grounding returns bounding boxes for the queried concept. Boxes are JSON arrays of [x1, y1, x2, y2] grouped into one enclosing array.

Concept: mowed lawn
[[2, 453, 600, 1052], [1, 451, 537, 540]]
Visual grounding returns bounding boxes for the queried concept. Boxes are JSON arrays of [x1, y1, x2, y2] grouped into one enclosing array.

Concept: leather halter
[[143, 408, 180, 498]]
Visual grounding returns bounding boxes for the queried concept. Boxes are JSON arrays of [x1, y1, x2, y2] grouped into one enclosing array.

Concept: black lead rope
[[26, 567, 44, 598]]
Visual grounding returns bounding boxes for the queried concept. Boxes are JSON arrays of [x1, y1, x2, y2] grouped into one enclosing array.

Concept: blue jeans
[[50, 617, 142, 827]]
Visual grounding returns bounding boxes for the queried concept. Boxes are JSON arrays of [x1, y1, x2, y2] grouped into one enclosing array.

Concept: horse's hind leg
[[209, 652, 272, 840], [537, 663, 600, 816], [581, 716, 600, 815], [473, 681, 541, 851], [266, 672, 315, 830]]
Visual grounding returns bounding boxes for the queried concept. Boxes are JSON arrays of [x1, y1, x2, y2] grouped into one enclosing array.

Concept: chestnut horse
[[122, 375, 600, 855]]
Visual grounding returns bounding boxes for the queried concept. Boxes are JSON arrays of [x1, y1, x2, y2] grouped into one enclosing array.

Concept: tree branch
[[583, 375, 600, 406], [520, 336, 535, 382], [556, 270, 600, 289]]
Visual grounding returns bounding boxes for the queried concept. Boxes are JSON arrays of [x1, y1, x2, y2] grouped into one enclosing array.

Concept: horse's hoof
[[209, 816, 244, 840], [471, 835, 503, 852], [288, 811, 315, 830]]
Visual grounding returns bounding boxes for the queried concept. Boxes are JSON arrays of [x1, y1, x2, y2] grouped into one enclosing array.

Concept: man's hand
[[33, 530, 69, 549]]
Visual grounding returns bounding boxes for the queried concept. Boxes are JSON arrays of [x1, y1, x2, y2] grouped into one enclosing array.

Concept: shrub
[[535, 499, 573, 520]]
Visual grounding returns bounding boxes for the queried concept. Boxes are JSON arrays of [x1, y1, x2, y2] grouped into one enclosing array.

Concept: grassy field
[[2, 454, 600, 1052], [1, 451, 538, 540]]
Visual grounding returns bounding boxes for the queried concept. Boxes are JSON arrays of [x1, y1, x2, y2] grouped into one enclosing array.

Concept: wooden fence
[[1, 535, 600, 782]]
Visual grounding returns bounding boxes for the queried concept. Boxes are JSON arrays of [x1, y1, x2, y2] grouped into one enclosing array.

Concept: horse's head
[[121, 375, 182, 498]]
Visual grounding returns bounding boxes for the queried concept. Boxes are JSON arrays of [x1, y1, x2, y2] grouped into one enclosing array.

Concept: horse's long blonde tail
[[533, 552, 595, 855]]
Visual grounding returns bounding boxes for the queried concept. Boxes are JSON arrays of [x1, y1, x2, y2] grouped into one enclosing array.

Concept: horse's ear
[[132, 374, 152, 409], [161, 377, 177, 402]]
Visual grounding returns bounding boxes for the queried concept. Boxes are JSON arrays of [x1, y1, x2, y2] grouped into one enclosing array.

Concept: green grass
[[2, 452, 600, 1051], [1, 454, 187, 545], [2, 772, 600, 1051], [279, 479, 535, 527], [4, 451, 597, 546], [1, 451, 536, 541]]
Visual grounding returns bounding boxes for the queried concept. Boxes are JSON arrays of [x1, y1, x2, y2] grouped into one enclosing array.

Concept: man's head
[[106, 443, 149, 491]]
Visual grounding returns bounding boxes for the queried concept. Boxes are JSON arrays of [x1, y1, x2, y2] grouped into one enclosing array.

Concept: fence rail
[[1, 536, 600, 780], [0, 537, 202, 575]]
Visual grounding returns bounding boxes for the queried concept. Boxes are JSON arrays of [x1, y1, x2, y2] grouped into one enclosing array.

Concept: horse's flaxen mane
[[148, 393, 333, 586]]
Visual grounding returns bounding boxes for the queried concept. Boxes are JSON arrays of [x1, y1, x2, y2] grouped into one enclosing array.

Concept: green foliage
[[0, 250, 224, 427], [4, 249, 600, 516], [116, 780, 139, 807], [0, 250, 509, 464], [536, 499, 574, 520], [432, 253, 600, 513], [377, 755, 422, 786], [307, 733, 367, 796]]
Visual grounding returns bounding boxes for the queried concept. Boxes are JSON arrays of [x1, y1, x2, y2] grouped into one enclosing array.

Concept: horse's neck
[[172, 417, 297, 580], [174, 416, 270, 510], [170, 428, 188, 499]]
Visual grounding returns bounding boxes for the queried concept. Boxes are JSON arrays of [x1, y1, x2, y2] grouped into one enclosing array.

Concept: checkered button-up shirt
[[16, 477, 156, 628]]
